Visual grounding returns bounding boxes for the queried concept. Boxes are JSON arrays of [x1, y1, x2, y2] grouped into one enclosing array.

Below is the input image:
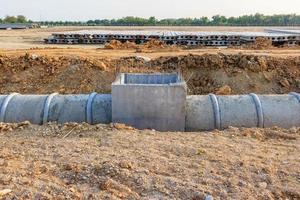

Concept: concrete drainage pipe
[[0, 93, 112, 125], [186, 93, 300, 131], [0, 93, 299, 131]]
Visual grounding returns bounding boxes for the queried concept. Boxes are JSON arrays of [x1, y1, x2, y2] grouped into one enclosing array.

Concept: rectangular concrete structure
[[112, 73, 187, 131]]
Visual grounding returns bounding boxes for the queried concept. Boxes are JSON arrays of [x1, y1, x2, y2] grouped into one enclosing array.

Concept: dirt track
[[0, 123, 299, 199]]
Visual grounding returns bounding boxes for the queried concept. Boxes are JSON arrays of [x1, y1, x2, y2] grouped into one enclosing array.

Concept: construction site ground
[[0, 27, 299, 199]]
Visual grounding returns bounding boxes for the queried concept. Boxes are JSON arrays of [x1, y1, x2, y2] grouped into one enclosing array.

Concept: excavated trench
[[0, 53, 299, 95]]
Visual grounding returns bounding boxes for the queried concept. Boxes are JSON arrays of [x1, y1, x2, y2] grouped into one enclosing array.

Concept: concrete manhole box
[[112, 73, 187, 131]]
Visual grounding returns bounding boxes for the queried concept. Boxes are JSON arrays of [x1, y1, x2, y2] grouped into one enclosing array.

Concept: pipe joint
[[249, 93, 264, 128]]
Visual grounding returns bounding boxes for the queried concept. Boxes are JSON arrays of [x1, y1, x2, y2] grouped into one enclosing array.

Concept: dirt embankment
[[0, 123, 299, 199], [0, 53, 299, 94]]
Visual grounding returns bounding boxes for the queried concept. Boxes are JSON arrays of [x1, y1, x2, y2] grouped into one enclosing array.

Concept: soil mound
[[104, 39, 180, 51], [0, 53, 299, 94], [248, 37, 273, 49], [105, 40, 137, 50], [143, 39, 167, 49]]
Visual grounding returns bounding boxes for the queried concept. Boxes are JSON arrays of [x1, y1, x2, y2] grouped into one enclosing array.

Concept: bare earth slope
[[0, 53, 299, 95]]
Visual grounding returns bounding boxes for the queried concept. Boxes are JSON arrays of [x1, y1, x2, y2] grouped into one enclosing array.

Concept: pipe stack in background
[[44, 30, 300, 46]]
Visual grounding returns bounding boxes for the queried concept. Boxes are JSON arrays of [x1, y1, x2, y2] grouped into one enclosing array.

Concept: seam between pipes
[[289, 92, 300, 103], [86, 92, 97, 124], [43, 93, 58, 125], [0, 93, 19, 122], [209, 94, 221, 130], [249, 93, 264, 128]]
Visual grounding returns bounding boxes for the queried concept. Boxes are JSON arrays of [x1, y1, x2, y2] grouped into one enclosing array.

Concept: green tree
[[37, 14, 300, 26], [17, 15, 27, 23], [4, 16, 18, 23], [148, 16, 157, 25]]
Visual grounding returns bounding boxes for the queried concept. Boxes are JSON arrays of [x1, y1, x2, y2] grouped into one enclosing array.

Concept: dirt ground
[[0, 123, 299, 199], [0, 26, 300, 199]]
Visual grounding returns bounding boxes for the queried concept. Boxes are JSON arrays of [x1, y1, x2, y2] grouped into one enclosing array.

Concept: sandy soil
[[0, 123, 299, 199]]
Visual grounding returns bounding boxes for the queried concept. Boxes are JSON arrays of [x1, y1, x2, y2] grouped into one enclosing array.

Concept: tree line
[[1, 14, 300, 26], [0, 15, 32, 23]]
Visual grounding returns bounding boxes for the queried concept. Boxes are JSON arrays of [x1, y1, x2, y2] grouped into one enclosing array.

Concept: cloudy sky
[[1, 0, 300, 21]]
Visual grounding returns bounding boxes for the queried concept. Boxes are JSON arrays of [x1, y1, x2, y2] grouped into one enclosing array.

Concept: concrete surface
[[0, 94, 112, 125], [186, 94, 300, 131], [1, 91, 299, 131], [112, 73, 187, 131]]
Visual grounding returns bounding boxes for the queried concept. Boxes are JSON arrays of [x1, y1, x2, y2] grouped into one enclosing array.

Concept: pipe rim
[[289, 92, 300, 103], [0, 93, 19, 122], [209, 94, 221, 129], [249, 93, 264, 128]]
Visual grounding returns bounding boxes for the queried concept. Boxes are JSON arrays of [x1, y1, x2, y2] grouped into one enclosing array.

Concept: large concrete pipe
[[1, 92, 300, 131], [186, 93, 300, 131], [0, 93, 111, 125]]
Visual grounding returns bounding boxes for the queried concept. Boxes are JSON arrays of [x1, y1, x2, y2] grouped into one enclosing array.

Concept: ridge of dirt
[[0, 53, 299, 94]]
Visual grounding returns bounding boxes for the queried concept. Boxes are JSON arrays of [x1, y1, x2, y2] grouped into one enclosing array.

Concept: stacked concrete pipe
[[0, 93, 299, 131]]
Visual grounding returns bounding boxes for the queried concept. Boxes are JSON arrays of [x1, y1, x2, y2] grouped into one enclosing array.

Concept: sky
[[1, 0, 300, 21]]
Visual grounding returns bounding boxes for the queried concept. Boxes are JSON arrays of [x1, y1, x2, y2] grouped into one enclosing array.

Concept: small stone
[[69, 187, 76, 193], [289, 127, 298, 134], [119, 161, 133, 169], [0, 158, 5, 166], [110, 123, 134, 130], [205, 195, 213, 200], [99, 179, 113, 190], [31, 54, 39, 60], [135, 56, 151, 62], [258, 182, 268, 189], [0, 189, 12, 197], [216, 85, 232, 95], [97, 61, 107, 71], [59, 88, 66, 93], [238, 180, 247, 187], [279, 78, 290, 88], [19, 177, 30, 185], [262, 72, 272, 82], [295, 79, 300, 88], [227, 126, 239, 132], [11, 75, 21, 83], [0, 174, 11, 185]]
